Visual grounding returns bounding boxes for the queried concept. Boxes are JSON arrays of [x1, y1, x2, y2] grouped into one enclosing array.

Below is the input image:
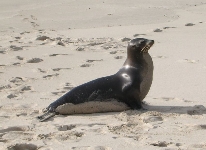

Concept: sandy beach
[[0, 0, 206, 149]]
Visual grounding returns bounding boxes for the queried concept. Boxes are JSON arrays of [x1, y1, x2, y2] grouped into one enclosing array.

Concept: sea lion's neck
[[123, 53, 144, 68]]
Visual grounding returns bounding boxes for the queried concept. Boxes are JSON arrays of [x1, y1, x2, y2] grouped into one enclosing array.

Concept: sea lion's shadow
[[143, 104, 206, 115]]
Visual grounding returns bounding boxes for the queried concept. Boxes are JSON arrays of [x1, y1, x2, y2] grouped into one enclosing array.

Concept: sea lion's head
[[128, 38, 154, 53]]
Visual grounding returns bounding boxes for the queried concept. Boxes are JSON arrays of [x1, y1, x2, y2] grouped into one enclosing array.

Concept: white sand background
[[0, 0, 206, 149]]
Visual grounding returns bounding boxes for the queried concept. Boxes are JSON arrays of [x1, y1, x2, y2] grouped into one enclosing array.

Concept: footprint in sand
[[133, 34, 146, 37], [1, 126, 33, 143], [49, 53, 68, 57], [72, 146, 112, 150], [30, 22, 39, 28], [185, 23, 195, 26], [52, 68, 71, 71], [0, 64, 6, 68], [21, 86, 33, 92], [10, 77, 25, 83], [45, 131, 84, 141], [121, 37, 131, 42], [52, 83, 74, 95], [153, 28, 163, 32], [7, 94, 18, 99], [0, 84, 12, 91], [191, 144, 206, 149], [163, 26, 176, 29], [110, 51, 117, 54], [114, 56, 123, 59], [63, 83, 74, 90], [38, 68, 47, 73], [0, 126, 29, 133], [30, 15, 37, 20], [86, 59, 103, 63], [0, 48, 8, 54], [57, 125, 76, 131], [9, 45, 23, 51], [182, 59, 199, 64], [150, 141, 170, 147], [16, 56, 24, 60], [43, 73, 59, 79], [143, 116, 163, 123], [7, 143, 38, 150], [152, 56, 167, 59], [80, 64, 92, 67], [27, 58, 43, 63], [36, 35, 50, 41], [51, 91, 66, 96], [12, 62, 21, 66], [76, 47, 85, 51]]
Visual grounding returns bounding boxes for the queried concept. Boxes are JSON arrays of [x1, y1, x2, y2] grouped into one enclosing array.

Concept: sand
[[0, 0, 206, 149]]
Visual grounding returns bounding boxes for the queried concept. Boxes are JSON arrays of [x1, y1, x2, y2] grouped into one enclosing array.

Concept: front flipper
[[37, 108, 57, 122]]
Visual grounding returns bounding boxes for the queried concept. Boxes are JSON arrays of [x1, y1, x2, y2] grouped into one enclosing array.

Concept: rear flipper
[[37, 108, 57, 122]]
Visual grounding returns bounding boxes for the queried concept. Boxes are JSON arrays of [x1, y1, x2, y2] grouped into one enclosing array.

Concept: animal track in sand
[[43, 73, 59, 79], [7, 143, 38, 150], [27, 58, 43, 63], [0, 126, 29, 133], [16, 56, 24, 60], [51, 91, 66, 96], [0, 84, 12, 91], [114, 56, 123, 59], [37, 131, 84, 141], [57, 125, 76, 131], [52, 68, 71, 71], [152, 55, 167, 59], [9, 77, 33, 84], [80, 64, 92, 67], [49, 53, 68, 57], [7, 94, 18, 99], [9, 45, 23, 51], [121, 37, 131, 42], [163, 26, 176, 29], [86, 59, 103, 63], [36, 35, 50, 41], [2, 130, 33, 141], [191, 144, 206, 149], [133, 34, 146, 37], [150, 141, 171, 147], [110, 51, 117, 54], [108, 123, 143, 139], [21, 86, 33, 91], [52, 83, 74, 95], [38, 68, 47, 73], [183, 59, 199, 64], [142, 116, 163, 123], [76, 47, 85, 51], [153, 28, 163, 32], [31, 15, 37, 20], [153, 97, 192, 103], [63, 83, 74, 90], [185, 23, 195, 26], [72, 146, 112, 150]]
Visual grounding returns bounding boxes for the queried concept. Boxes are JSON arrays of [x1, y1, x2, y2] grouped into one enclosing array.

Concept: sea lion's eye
[[139, 40, 144, 44]]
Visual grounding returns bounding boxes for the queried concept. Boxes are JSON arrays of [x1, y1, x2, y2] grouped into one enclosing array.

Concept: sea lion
[[38, 38, 154, 122]]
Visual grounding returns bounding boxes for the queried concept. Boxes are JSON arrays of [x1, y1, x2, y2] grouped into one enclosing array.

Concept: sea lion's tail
[[37, 108, 56, 122]]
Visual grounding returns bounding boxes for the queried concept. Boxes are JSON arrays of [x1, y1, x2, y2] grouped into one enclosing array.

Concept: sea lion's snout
[[141, 39, 154, 53], [146, 40, 154, 47]]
